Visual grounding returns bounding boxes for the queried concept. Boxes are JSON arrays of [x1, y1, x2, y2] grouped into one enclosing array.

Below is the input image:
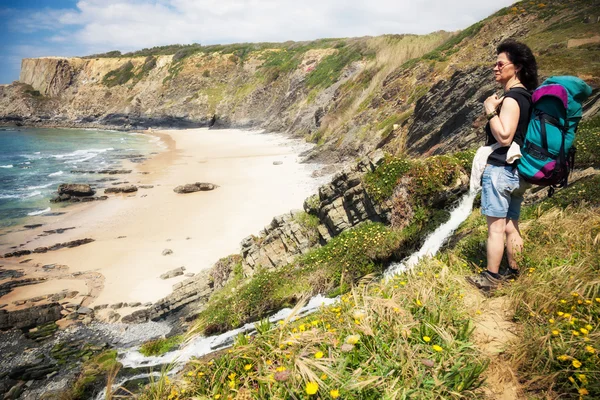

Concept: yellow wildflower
[[266, 359, 272, 365], [569, 376, 576, 383], [585, 346, 595, 354], [578, 374, 588, 384], [572, 331, 580, 336], [321, 373, 328, 380], [579, 388, 589, 396], [306, 381, 319, 395], [552, 330, 559, 336], [580, 328, 589, 335], [315, 351, 324, 359], [558, 355, 569, 361], [585, 324, 592, 330], [400, 281, 406, 285], [276, 366, 287, 372], [228, 372, 236, 380], [557, 311, 564, 316], [549, 318, 555, 324], [215, 395, 221, 400], [244, 364, 252, 371], [432, 345, 443, 352], [330, 389, 340, 398], [415, 299, 423, 306], [572, 359, 582, 368], [423, 336, 431, 343], [345, 334, 360, 345]]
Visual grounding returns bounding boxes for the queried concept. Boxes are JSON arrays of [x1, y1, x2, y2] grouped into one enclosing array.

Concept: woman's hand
[[484, 94, 503, 114]]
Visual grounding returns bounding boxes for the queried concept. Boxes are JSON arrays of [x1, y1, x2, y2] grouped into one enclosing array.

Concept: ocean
[[0, 127, 162, 228]]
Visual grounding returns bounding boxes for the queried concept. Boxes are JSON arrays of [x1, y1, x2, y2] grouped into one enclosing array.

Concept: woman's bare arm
[[488, 97, 521, 146]]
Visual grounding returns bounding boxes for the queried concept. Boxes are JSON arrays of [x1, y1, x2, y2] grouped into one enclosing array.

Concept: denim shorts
[[481, 165, 531, 220]]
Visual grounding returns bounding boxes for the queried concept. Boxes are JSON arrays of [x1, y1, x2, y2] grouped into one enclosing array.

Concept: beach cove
[[0, 128, 329, 321]]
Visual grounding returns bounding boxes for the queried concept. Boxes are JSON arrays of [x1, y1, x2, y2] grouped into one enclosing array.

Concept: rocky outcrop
[[240, 210, 321, 274], [0, 303, 62, 330], [50, 183, 109, 203], [2, 238, 94, 258], [160, 267, 185, 280], [57, 183, 95, 196], [406, 66, 495, 156], [173, 182, 218, 194], [240, 151, 387, 274], [121, 270, 213, 323], [104, 185, 138, 194]]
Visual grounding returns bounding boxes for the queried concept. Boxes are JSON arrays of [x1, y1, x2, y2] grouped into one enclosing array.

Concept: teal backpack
[[517, 76, 592, 195]]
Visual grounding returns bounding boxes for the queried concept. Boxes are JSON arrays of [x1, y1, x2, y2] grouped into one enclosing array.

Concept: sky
[[0, 0, 516, 84]]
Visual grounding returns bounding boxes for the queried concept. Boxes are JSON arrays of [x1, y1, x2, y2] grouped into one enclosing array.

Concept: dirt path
[[465, 290, 525, 399]]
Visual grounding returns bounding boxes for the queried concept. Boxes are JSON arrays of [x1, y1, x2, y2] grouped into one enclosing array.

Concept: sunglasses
[[494, 61, 513, 70]]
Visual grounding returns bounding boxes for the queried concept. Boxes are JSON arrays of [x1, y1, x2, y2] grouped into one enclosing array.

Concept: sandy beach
[[0, 128, 328, 317]]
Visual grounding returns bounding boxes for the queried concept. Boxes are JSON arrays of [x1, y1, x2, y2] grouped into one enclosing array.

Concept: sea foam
[[27, 207, 51, 216]]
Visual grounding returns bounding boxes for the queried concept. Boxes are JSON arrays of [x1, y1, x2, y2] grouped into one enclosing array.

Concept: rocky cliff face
[[3, 1, 599, 161]]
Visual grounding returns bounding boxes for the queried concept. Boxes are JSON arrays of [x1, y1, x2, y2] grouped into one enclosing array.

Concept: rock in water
[[173, 182, 217, 194]]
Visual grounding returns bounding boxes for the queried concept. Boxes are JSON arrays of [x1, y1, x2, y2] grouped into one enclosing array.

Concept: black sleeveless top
[[485, 87, 532, 166]]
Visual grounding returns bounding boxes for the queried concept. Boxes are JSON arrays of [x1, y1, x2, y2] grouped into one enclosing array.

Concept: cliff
[[2, 0, 599, 161]]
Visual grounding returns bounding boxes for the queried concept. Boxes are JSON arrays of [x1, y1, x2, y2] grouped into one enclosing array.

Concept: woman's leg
[[505, 218, 523, 269], [486, 216, 506, 274]]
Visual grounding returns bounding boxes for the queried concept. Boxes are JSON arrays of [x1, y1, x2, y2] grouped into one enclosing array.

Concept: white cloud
[[10, 0, 516, 54]]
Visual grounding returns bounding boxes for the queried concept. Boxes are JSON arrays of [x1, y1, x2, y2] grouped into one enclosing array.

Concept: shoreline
[[0, 127, 330, 323]]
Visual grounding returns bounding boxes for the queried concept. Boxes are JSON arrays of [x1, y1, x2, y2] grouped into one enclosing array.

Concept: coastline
[[0, 127, 328, 321]]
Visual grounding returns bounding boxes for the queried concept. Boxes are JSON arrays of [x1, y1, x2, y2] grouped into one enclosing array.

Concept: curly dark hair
[[497, 39, 538, 90]]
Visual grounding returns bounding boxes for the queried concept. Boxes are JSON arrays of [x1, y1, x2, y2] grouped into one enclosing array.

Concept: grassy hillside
[[133, 175, 599, 400]]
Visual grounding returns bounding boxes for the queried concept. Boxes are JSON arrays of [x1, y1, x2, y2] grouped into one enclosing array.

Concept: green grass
[[363, 155, 411, 204], [258, 49, 302, 83], [363, 154, 465, 207], [102, 61, 135, 87], [139, 335, 184, 357], [148, 259, 488, 399], [199, 222, 403, 335], [575, 116, 600, 169], [59, 350, 120, 400], [306, 45, 364, 89], [420, 21, 484, 62]]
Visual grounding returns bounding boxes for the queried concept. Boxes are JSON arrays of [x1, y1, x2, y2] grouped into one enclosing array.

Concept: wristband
[[486, 110, 498, 121]]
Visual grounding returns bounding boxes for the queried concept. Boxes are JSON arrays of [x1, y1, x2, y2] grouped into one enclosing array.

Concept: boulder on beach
[[104, 185, 138, 194], [173, 182, 218, 194], [160, 267, 185, 280], [57, 183, 95, 197]]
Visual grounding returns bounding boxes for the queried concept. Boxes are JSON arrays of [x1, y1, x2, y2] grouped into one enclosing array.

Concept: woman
[[468, 39, 538, 292]]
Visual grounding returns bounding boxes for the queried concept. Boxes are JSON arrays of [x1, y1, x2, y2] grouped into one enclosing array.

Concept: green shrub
[[363, 155, 411, 204], [139, 335, 184, 357]]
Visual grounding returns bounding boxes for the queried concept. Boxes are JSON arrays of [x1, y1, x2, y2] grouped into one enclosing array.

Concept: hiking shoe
[[499, 266, 520, 282], [466, 270, 503, 296]]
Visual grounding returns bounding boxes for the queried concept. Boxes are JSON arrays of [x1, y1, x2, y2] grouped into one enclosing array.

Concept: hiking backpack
[[517, 76, 592, 195]]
